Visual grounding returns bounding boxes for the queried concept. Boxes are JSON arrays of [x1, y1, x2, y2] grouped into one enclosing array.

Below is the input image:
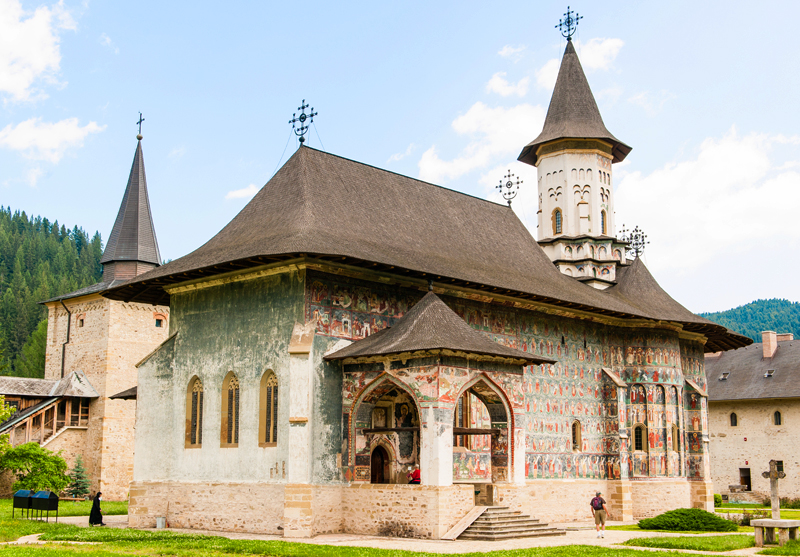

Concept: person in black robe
[[89, 492, 105, 526]]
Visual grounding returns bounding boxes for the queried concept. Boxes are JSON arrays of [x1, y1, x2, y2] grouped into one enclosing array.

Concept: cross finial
[[619, 225, 649, 258], [497, 170, 522, 207], [136, 112, 145, 140], [289, 99, 318, 145], [556, 6, 583, 40]]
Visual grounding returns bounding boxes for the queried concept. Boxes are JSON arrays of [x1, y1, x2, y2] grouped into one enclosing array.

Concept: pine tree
[[14, 319, 47, 378], [66, 454, 91, 498]]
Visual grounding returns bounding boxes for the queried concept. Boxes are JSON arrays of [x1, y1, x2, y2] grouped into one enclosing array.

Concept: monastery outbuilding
[[95, 30, 750, 539], [707, 331, 799, 503]]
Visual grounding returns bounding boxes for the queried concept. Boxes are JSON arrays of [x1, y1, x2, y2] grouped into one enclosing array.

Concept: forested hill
[[0, 207, 103, 378], [700, 299, 800, 343]]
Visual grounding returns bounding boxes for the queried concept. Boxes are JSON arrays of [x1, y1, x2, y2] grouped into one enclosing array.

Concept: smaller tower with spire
[[100, 127, 161, 282], [518, 14, 631, 289]]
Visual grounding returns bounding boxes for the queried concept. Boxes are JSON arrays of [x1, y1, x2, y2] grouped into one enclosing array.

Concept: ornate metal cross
[[289, 100, 318, 144], [137, 112, 145, 136], [497, 170, 522, 207], [762, 460, 786, 519], [619, 225, 649, 258], [556, 6, 583, 40]]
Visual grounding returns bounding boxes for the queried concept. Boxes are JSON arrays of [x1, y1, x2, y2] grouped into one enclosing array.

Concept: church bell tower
[[518, 23, 632, 289]]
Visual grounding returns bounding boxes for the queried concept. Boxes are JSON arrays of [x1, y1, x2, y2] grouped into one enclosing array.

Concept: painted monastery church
[[1, 32, 751, 538]]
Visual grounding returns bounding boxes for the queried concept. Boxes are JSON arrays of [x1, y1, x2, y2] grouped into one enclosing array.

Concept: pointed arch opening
[[185, 376, 204, 448], [221, 372, 240, 447], [601, 210, 607, 235], [552, 208, 563, 235], [572, 420, 582, 452], [259, 370, 279, 447]]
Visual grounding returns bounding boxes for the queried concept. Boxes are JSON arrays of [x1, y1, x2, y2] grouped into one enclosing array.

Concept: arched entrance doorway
[[371, 445, 390, 483]]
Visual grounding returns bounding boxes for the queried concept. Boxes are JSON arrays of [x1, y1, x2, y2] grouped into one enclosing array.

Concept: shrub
[[0, 442, 71, 493], [764, 497, 800, 509], [637, 508, 738, 532], [714, 494, 723, 507], [739, 508, 769, 526]]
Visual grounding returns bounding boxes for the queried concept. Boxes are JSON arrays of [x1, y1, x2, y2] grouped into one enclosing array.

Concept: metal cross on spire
[[289, 99, 318, 145], [496, 170, 522, 207], [136, 112, 145, 140], [556, 6, 583, 40], [619, 225, 649, 258]]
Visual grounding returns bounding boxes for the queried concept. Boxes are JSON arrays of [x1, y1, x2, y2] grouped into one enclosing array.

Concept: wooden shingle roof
[[325, 291, 554, 364], [518, 40, 631, 166]]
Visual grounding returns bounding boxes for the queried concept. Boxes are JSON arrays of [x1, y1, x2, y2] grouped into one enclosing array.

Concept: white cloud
[[486, 72, 529, 97], [387, 143, 415, 162], [628, 90, 676, 115], [225, 183, 259, 200], [99, 32, 119, 54], [0, 117, 104, 162], [536, 37, 624, 91], [575, 38, 624, 71], [498, 44, 525, 59], [169, 146, 186, 158], [615, 127, 800, 282], [26, 167, 43, 186], [0, 0, 76, 101], [536, 58, 560, 90], [418, 102, 545, 183]]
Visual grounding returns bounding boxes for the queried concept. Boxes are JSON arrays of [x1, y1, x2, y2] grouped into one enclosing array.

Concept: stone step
[[459, 529, 566, 540], [473, 516, 541, 525], [479, 510, 525, 518], [465, 523, 558, 534]]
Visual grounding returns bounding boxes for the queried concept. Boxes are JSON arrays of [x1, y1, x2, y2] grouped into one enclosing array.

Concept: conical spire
[[518, 40, 631, 166], [100, 138, 161, 268]]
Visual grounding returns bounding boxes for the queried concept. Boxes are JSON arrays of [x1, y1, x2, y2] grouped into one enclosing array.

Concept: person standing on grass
[[89, 492, 106, 526], [590, 491, 608, 538]]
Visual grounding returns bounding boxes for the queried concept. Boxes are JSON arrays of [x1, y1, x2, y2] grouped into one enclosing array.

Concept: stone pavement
[[14, 515, 764, 555]]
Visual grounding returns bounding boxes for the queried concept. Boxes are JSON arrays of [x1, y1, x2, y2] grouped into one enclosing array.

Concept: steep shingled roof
[[104, 147, 748, 352], [100, 140, 161, 266], [518, 40, 631, 166], [325, 291, 554, 363], [706, 340, 800, 401]]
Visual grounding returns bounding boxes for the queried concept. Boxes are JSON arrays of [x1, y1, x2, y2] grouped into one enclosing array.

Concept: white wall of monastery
[[709, 399, 800, 500]]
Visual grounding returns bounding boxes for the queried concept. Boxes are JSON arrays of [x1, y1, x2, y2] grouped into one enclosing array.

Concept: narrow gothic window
[[672, 424, 680, 451], [221, 372, 240, 446], [774, 411, 782, 426], [730, 413, 738, 427], [601, 210, 607, 235], [260, 371, 278, 446], [186, 377, 204, 448], [454, 393, 471, 449], [634, 425, 644, 451], [572, 420, 581, 451], [553, 208, 563, 235]]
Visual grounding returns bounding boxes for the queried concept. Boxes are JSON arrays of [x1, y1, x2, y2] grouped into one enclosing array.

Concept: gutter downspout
[[60, 300, 71, 379]]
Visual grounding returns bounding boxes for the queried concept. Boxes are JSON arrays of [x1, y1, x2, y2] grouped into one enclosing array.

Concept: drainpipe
[[60, 300, 72, 379]]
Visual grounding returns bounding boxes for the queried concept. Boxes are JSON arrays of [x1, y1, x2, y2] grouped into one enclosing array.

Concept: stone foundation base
[[129, 478, 707, 537]]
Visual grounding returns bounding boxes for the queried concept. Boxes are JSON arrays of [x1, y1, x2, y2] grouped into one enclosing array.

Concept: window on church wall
[[221, 372, 240, 447], [634, 425, 645, 451], [186, 377, 204, 448], [601, 210, 607, 235], [572, 420, 582, 452], [259, 371, 278, 446], [671, 424, 680, 452], [774, 411, 782, 426], [454, 393, 472, 449], [730, 413, 738, 427], [553, 209, 562, 235]]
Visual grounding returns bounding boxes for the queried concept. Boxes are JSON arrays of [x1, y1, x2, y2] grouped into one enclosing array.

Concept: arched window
[[774, 411, 782, 426], [185, 377, 203, 448], [634, 425, 645, 451], [572, 420, 582, 451], [259, 371, 278, 446], [221, 372, 240, 447], [672, 424, 680, 451], [601, 210, 607, 235], [730, 413, 738, 427], [553, 208, 563, 235]]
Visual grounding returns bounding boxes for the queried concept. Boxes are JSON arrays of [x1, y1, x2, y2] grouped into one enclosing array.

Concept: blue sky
[[1, 0, 799, 314]]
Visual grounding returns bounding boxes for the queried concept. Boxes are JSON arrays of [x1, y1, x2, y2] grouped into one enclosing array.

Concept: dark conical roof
[[518, 40, 631, 166], [324, 291, 554, 364], [100, 140, 161, 265]]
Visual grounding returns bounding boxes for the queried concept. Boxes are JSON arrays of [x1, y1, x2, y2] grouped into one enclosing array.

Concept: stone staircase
[[458, 506, 566, 541]]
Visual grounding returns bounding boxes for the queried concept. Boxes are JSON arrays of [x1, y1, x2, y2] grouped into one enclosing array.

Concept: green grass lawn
[[715, 508, 800, 520], [0, 519, 757, 557], [622, 534, 755, 552], [759, 540, 800, 556], [0, 498, 127, 519]]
